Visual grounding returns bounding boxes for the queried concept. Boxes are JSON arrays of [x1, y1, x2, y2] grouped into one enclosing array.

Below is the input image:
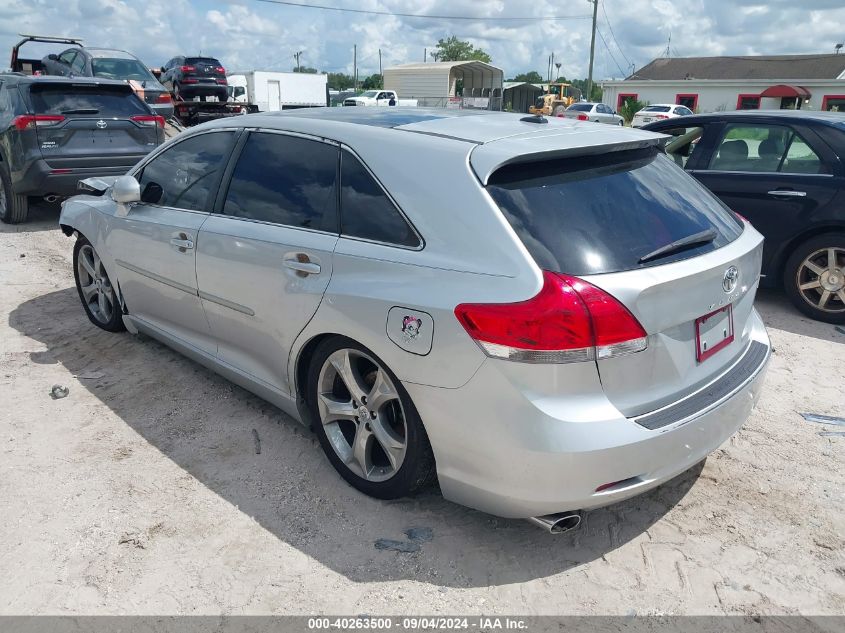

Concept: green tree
[[619, 97, 646, 123], [508, 71, 543, 83], [326, 72, 355, 90], [567, 78, 602, 102], [293, 66, 319, 74], [434, 36, 491, 63], [361, 73, 383, 90]]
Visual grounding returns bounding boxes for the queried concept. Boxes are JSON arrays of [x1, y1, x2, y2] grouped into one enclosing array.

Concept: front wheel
[[73, 236, 126, 332], [783, 233, 845, 324], [306, 337, 436, 499]]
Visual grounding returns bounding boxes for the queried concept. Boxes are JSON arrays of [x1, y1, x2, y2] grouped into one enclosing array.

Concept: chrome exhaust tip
[[527, 512, 582, 534], [43, 195, 60, 203]]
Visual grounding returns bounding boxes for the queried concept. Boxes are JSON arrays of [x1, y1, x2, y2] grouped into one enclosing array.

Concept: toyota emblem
[[96, 120, 107, 129], [723, 266, 739, 293]]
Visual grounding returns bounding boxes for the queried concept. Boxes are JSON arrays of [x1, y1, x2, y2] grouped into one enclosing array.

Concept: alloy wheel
[[316, 348, 408, 482], [796, 247, 845, 314], [76, 244, 117, 324]]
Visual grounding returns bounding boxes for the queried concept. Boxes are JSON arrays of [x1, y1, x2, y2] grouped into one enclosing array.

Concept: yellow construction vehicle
[[529, 83, 583, 116]]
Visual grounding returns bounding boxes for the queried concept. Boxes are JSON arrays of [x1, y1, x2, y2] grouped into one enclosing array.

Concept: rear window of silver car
[[487, 147, 743, 275]]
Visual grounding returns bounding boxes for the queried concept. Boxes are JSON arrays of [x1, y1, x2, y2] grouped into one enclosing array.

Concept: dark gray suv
[[0, 74, 164, 223]]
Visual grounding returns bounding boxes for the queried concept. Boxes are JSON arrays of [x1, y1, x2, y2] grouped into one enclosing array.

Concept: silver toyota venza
[[60, 108, 770, 532]]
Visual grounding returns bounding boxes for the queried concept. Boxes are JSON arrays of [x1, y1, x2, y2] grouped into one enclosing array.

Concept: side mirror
[[111, 175, 141, 204], [160, 66, 166, 74], [47, 53, 59, 61]]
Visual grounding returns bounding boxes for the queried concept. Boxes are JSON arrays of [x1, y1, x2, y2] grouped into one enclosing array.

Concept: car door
[[687, 121, 839, 274], [596, 103, 611, 123], [195, 130, 340, 393], [106, 130, 237, 355], [51, 49, 76, 76], [69, 50, 87, 77]]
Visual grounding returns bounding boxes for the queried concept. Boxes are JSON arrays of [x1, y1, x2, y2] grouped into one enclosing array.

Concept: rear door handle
[[767, 190, 807, 197], [283, 257, 321, 275], [170, 237, 194, 250]]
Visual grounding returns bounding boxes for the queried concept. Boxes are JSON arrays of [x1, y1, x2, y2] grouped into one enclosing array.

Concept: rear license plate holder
[[643, 117, 652, 122], [695, 304, 734, 362]]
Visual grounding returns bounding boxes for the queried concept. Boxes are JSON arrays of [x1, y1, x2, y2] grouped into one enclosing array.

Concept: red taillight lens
[[654, 114, 669, 119], [130, 114, 165, 128], [13, 115, 65, 130], [454, 271, 647, 363], [181, 78, 198, 84], [215, 78, 228, 85], [155, 92, 172, 103], [577, 113, 589, 121], [180, 65, 195, 72], [216, 66, 226, 74]]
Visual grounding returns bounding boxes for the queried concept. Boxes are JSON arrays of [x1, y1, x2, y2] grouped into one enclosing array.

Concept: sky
[[2, 0, 845, 81]]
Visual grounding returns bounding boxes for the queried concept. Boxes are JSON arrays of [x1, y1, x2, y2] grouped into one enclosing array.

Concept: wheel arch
[[773, 223, 845, 283]]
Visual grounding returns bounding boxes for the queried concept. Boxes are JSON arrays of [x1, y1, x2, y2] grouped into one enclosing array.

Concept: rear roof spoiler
[[470, 134, 667, 185]]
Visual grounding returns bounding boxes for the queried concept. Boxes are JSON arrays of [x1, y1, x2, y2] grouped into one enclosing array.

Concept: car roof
[[197, 107, 664, 183], [0, 73, 133, 88], [84, 48, 138, 60]]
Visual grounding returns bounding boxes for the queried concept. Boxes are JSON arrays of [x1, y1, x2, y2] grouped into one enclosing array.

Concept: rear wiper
[[60, 108, 99, 114], [638, 229, 718, 264]]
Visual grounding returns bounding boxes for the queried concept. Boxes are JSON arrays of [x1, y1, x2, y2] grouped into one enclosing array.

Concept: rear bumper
[[13, 158, 146, 197], [406, 309, 770, 519], [149, 102, 175, 118]]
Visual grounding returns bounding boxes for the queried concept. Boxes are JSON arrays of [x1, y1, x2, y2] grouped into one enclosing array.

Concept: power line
[[600, 1, 632, 68], [251, 0, 591, 21], [597, 29, 627, 77]]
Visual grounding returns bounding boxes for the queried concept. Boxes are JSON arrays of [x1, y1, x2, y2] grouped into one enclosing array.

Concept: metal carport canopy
[[383, 61, 504, 99]]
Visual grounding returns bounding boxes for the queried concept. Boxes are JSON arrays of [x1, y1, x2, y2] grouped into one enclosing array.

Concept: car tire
[[783, 233, 845, 324], [306, 336, 436, 499], [73, 235, 126, 332], [0, 162, 29, 224], [553, 105, 566, 116]]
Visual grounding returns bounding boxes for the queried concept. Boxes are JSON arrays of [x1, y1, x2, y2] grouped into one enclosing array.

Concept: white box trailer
[[227, 71, 328, 112]]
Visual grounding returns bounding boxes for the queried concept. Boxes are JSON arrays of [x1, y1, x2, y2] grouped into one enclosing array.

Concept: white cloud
[[1, 0, 844, 81]]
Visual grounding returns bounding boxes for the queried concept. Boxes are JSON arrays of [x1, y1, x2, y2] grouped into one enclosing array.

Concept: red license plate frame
[[695, 304, 734, 363]]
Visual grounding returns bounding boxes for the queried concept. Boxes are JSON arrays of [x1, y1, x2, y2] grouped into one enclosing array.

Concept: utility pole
[[586, 0, 599, 101], [379, 48, 382, 77], [555, 62, 562, 81], [353, 44, 357, 91], [294, 50, 303, 72], [423, 47, 426, 62]]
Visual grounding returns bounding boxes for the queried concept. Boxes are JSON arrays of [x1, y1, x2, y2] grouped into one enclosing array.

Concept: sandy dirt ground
[[1, 203, 843, 616]]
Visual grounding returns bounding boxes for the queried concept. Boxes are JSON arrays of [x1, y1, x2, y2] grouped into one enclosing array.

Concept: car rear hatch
[[185, 57, 226, 86], [477, 140, 764, 419], [27, 81, 160, 170]]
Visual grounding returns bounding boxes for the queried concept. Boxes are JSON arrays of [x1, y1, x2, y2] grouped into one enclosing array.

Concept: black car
[[0, 74, 164, 223], [159, 56, 228, 103], [644, 110, 845, 324], [41, 47, 174, 118]]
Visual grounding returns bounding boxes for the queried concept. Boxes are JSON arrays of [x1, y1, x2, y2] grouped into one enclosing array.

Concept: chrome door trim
[[115, 259, 197, 295], [197, 290, 255, 316]]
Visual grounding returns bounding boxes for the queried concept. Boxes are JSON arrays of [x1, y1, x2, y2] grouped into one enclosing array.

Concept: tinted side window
[[223, 132, 338, 232], [487, 148, 743, 275], [138, 131, 233, 211], [707, 124, 826, 174], [29, 85, 149, 116], [70, 53, 86, 74], [340, 150, 419, 247]]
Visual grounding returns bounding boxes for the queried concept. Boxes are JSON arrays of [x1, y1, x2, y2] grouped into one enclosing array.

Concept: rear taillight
[[180, 65, 195, 72], [181, 78, 198, 84], [654, 114, 669, 119], [577, 113, 589, 121], [155, 93, 172, 103], [216, 66, 226, 74], [130, 114, 165, 128], [13, 115, 65, 130], [454, 271, 648, 364], [215, 78, 228, 85]]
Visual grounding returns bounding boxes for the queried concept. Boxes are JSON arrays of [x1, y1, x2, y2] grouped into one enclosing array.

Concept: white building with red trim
[[600, 54, 845, 115]]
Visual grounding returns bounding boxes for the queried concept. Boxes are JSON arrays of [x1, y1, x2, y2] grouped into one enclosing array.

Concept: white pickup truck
[[343, 90, 417, 107]]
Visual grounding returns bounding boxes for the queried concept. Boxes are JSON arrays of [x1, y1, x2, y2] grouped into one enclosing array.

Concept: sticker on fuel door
[[386, 307, 433, 356]]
